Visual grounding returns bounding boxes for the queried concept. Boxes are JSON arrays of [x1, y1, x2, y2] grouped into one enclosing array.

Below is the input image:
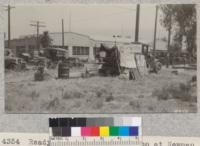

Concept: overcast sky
[[2, 4, 167, 43]]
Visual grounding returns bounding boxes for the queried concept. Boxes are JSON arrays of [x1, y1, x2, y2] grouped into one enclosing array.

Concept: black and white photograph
[[4, 4, 197, 113]]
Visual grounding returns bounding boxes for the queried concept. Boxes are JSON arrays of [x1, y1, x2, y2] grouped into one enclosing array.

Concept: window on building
[[85, 47, 89, 55], [80, 47, 84, 55], [73, 47, 77, 55], [72, 46, 89, 55], [77, 47, 81, 55]]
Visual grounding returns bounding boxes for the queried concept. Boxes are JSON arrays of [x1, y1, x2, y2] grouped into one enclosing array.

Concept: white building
[[49, 32, 96, 61], [6, 31, 142, 61]]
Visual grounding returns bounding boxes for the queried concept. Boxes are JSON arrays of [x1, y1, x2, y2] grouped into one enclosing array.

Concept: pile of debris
[[97, 43, 150, 80], [98, 44, 120, 76]]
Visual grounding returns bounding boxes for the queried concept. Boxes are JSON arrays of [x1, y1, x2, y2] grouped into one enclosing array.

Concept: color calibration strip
[[49, 117, 141, 137]]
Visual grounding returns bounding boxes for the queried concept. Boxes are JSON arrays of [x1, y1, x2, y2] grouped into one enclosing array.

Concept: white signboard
[[119, 44, 142, 68], [135, 54, 148, 76]]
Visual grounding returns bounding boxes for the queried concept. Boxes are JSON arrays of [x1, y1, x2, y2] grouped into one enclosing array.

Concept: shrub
[[63, 90, 82, 99], [96, 88, 108, 98], [30, 90, 40, 100], [46, 97, 59, 110], [148, 106, 154, 111], [152, 82, 196, 102], [105, 93, 114, 102], [93, 99, 104, 109], [129, 100, 140, 109]]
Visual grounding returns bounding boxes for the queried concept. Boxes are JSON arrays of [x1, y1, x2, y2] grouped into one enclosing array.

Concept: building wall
[[49, 32, 96, 60], [5, 32, 131, 61]]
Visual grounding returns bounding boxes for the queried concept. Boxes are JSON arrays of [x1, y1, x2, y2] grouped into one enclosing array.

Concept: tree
[[159, 4, 196, 58], [40, 31, 52, 48]]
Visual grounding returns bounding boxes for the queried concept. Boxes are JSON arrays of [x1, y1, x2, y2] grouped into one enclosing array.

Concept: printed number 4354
[[1, 138, 20, 145]]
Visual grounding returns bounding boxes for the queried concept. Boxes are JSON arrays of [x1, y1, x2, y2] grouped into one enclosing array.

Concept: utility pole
[[153, 5, 158, 54], [167, 14, 172, 51], [135, 4, 140, 42], [4, 5, 15, 49], [30, 21, 46, 52], [167, 14, 172, 68], [62, 19, 65, 48]]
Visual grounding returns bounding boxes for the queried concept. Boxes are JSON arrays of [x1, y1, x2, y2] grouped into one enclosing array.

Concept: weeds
[[105, 93, 114, 102], [138, 95, 144, 98], [148, 106, 154, 111], [129, 100, 140, 109], [93, 99, 104, 109], [46, 97, 59, 110], [96, 88, 108, 98], [62, 90, 82, 99], [152, 81, 196, 102], [30, 90, 40, 100]]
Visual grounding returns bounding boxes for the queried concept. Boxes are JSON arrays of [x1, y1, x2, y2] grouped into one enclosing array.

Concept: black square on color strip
[[49, 118, 53, 127], [49, 118, 59, 127], [60, 118, 70, 127], [69, 118, 77, 127], [76, 118, 86, 127]]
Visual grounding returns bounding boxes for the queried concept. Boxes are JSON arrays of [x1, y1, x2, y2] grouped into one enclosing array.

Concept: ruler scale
[[49, 117, 142, 146], [50, 137, 141, 146]]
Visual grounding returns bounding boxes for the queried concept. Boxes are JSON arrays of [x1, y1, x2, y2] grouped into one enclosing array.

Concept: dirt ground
[[5, 67, 197, 113]]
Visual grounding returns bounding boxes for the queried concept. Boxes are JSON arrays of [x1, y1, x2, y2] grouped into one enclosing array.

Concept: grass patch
[[129, 100, 140, 110], [62, 90, 83, 99], [93, 99, 104, 109], [147, 106, 154, 111], [96, 88, 109, 98], [152, 81, 196, 102], [105, 93, 114, 102], [46, 97, 59, 110], [30, 90, 40, 100]]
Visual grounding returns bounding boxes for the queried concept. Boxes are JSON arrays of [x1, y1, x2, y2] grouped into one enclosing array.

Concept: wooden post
[[153, 5, 158, 54], [62, 19, 65, 48], [5, 5, 15, 49], [135, 4, 140, 42], [167, 14, 172, 68]]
